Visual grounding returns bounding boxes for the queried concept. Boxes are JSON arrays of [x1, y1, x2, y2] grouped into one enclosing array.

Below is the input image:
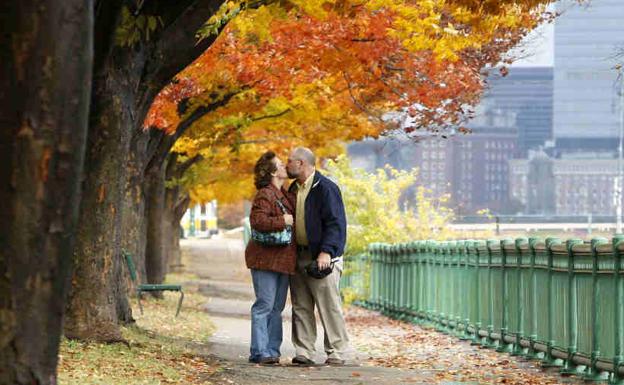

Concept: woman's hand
[[283, 214, 294, 226]]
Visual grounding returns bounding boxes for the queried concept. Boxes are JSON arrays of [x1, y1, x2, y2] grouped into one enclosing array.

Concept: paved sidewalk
[[183, 237, 432, 384]]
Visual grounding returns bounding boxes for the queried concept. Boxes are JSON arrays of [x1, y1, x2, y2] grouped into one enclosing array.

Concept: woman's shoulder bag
[[251, 195, 293, 247]]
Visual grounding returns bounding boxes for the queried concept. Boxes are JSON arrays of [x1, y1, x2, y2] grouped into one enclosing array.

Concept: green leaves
[[115, 6, 164, 48], [196, 1, 244, 40]]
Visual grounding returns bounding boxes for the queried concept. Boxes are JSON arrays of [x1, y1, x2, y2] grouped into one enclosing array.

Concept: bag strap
[[273, 191, 290, 215]]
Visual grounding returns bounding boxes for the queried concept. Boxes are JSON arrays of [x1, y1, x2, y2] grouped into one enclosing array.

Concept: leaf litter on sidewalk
[[345, 307, 584, 385]]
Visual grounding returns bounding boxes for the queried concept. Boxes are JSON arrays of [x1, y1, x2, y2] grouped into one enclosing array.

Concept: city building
[[483, 66, 553, 156], [553, 0, 624, 152], [509, 152, 621, 215], [450, 108, 518, 214], [180, 200, 218, 237], [347, 109, 518, 215]]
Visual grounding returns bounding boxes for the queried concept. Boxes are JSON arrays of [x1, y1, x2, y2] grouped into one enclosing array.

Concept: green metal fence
[[341, 236, 624, 383]]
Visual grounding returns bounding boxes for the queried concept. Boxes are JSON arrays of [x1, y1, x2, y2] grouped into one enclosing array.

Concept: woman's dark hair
[[254, 151, 277, 190]]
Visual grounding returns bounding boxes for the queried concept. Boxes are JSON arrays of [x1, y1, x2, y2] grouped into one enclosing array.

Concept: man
[[286, 147, 350, 366]]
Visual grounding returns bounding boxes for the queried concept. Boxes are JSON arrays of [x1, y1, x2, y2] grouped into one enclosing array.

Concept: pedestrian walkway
[[183, 237, 585, 385]]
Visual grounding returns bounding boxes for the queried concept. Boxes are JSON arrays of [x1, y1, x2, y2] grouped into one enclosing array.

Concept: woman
[[245, 151, 297, 365]]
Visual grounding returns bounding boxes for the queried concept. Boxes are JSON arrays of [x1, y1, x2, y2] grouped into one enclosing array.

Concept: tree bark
[[163, 154, 196, 273], [144, 161, 168, 287], [165, 192, 191, 273], [64, 48, 139, 341], [0, 1, 93, 383], [120, 134, 151, 286]]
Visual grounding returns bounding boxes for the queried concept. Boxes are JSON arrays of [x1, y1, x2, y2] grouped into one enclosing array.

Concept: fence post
[[359, 252, 366, 304], [466, 240, 478, 343], [397, 243, 405, 318], [423, 241, 432, 325], [415, 241, 425, 324], [405, 242, 412, 320], [512, 237, 529, 356], [454, 241, 468, 339], [612, 235, 624, 385], [389, 243, 397, 317], [380, 243, 388, 314], [427, 240, 438, 326], [388, 243, 393, 314], [459, 240, 472, 340], [560, 238, 584, 375], [373, 243, 381, 310], [525, 237, 544, 360], [435, 242, 446, 332], [370, 243, 378, 309], [582, 237, 610, 382], [471, 240, 488, 346], [393, 243, 403, 319], [450, 241, 458, 334], [541, 237, 564, 368], [484, 239, 499, 349], [497, 238, 514, 353], [399, 242, 408, 320], [408, 241, 416, 322], [433, 241, 441, 329]]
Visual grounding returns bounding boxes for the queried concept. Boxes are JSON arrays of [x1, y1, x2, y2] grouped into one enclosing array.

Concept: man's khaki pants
[[290, 249, 349, 360]]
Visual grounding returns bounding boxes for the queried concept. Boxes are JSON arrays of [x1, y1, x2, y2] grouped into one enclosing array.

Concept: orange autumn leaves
[[145, 0, 552, 203]]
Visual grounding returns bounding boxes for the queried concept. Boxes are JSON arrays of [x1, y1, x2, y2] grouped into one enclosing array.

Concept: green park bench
[[122, 250, 184, 317]]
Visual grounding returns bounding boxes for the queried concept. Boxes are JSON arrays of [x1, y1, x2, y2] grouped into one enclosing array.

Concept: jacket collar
[[311, 170, 322, 189], [289, 170, 323, 193]]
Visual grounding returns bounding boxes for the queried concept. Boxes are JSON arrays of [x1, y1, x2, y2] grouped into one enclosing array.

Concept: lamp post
[[617, 72, 624, 233]]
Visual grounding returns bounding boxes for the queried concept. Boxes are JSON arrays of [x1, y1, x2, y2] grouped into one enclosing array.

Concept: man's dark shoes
[[324, 357, 345, 366], [292, 355, 315, 366]]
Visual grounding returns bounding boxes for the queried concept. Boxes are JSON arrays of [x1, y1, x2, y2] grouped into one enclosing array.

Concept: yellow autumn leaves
[[326, 155, 458, 256]]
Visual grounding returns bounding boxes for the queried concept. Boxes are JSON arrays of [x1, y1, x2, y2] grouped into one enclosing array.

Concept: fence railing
[[341, 236, 624, 383]]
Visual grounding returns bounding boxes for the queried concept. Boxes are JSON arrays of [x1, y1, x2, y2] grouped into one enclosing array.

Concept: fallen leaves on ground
[[58, 273, 220, 385], [345, 307, 584, 385]]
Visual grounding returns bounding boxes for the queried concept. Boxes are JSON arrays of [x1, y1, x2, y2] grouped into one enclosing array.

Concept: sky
[[510, 20, 555, 67]]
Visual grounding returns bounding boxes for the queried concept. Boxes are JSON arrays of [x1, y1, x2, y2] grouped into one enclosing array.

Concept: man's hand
[[283, 214, 294, 226], [317, 252, 331, 270]]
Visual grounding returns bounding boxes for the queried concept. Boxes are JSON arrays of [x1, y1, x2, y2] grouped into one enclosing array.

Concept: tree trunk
[[144, 163, 167, 287], [120, 137, 150, 286], [163, 190, 179, 274], [164, 182, 191, 273], [0, 1, 93, 383], [64, 53, 138, 341], [145, 147, 205, 281]]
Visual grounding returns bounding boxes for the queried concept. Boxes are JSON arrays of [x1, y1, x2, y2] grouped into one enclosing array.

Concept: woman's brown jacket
[[244, 184, 297, 275]]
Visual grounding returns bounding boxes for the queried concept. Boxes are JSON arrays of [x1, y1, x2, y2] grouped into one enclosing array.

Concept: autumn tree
[[0, 1, 93, 383], [142, 0, 554, 271]]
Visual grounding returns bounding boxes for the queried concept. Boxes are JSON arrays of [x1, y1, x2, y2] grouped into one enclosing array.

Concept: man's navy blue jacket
[[289, 171, 347, 259]]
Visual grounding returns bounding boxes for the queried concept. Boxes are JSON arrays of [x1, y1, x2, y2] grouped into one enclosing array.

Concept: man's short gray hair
[[292, 147, 316, 166]]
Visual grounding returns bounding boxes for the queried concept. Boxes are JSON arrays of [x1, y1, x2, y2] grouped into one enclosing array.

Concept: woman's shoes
[[249, 356, 280, 365]]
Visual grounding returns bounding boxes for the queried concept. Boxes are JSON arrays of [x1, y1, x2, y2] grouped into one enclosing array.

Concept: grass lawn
[[58, 272, 220, 385]]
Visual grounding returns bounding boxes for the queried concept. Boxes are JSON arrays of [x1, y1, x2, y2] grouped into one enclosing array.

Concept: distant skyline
[[511, 1, 624, 68]]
